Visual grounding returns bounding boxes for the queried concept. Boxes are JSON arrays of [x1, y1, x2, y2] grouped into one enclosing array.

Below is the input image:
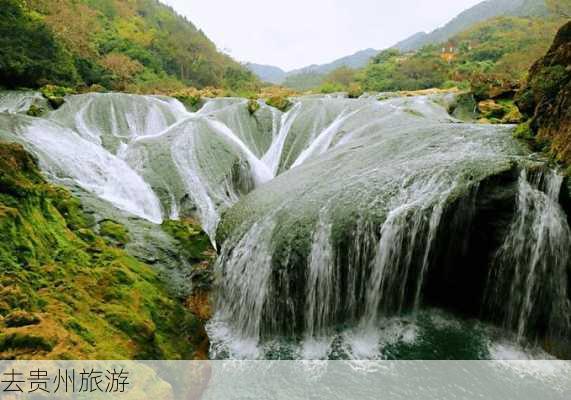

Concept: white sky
[[160, 0, 484, 71]]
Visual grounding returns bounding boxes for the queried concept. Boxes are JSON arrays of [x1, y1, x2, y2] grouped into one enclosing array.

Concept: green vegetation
[[287, 16, 563, 99], [266, 96, 292, 112], [39, 84, 75, 108], [0, 0, 258, 94], [357, 17, 564, 94], [0, 0, 78, 88], [99, 220, 130, 247], [547, 0, 571, 17], [25, 104, 45, 117], [247, 98, 261, 114], [513, 20, 571, 164], [0, 141, 211, 359], [161, 219, 213, 263]]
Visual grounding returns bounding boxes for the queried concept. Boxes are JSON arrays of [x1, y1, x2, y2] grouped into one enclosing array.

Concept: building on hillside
[[441, 42, 458, 63]]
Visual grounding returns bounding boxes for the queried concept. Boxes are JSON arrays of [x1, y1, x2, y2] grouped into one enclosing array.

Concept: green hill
[[393, 0, 550, 52], [0, 0, 257, 93], [328, 16, 565, 96]]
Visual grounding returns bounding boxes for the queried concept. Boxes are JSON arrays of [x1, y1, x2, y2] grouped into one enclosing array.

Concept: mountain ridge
[[246, 48, 379, 85], [246, 0, 551, 88], [393, 0, 549, 52]]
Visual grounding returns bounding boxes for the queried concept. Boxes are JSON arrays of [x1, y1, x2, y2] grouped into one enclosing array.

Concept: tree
[[0, 0, 79, 87], [100, 53, 143, 89], [324, 67, 356, 87]]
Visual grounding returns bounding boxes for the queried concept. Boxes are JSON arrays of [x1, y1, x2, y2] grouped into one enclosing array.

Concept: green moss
[[0, 333, 54, 353], [26, 104, 45, 117], [161, 219, 212, 262], [513, 121, 535, 140], [247, 98, 260, 114], [0, 141, 207, 360], [173, 94, 202, 112], [530, 65, 568, 100], [99, 220, 129, 246], [265, 96, 291, 112], [65, 319, 96, 345], [4, 310, 41, 327], [40, 85, 75, 109]]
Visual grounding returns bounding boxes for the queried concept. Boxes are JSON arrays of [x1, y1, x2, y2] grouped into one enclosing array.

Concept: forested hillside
[[393, 0, 549, 52], [0, 0, 258, 93], [318, 16, 565, 96]]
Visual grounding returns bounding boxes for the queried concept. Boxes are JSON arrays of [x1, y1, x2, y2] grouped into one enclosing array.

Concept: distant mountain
[[246, 48, 379, 87], [288, 48, 379, 76], [247, 0, 552, 90], [246, 63, 287, 84], [393, 0, 549, 52]]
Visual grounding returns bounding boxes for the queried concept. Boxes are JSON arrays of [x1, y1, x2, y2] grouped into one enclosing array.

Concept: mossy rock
[[4, 310, 41, 327], [161, 219, 213, 262], [26, 104, 45, 117], [477, 100, 506, 119], [65, 319, 96, 345], [99, 220, 129, 246], [265, 95, 291, 112], [40, 85, 75, 110], [513, 122, 534, 140], [0, 333, 54, 353], [104, 309, 157, 346], [501, 106, 524, 124], [477, 99, 523, 124], [247, 98, 260, 114]]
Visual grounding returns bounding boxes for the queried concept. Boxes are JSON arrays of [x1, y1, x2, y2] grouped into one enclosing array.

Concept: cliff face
[[516, 21, 571, 164]]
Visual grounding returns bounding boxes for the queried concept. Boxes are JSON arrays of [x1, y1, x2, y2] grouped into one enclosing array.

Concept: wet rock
[[515, 21, 571, 163], [478, 99, 506, 118]]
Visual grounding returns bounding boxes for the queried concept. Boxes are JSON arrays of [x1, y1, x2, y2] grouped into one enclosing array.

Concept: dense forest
[[0, 0, 259, 94]]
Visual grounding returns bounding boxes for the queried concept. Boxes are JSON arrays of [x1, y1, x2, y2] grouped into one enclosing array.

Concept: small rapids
[[1, 90, 570, 360]]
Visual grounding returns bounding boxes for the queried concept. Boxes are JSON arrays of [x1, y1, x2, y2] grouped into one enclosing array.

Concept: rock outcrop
[[516, 21, 571, 164]]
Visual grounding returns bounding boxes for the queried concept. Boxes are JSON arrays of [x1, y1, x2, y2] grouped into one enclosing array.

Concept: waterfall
[[0, 113, 163, 223], [362, 177, 453, 326], [485, 170, 571, 340], [214, 217, 277, 340], [2, 90, 571, 359], [262, 103, 302, 176], [291, 108, 361, 168], [305, 210, 336, 338]]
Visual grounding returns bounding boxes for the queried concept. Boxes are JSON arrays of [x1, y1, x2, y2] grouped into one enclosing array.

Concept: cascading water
[[1, 90, 570, 360], [0, 113, 163, 223], [208, 96, 571, 359], [485, 170, 571, 341]]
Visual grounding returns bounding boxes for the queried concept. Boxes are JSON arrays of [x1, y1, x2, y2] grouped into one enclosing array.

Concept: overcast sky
[[160, 0, 484, 71]]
